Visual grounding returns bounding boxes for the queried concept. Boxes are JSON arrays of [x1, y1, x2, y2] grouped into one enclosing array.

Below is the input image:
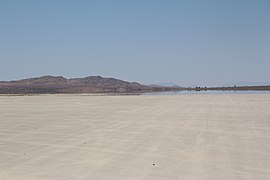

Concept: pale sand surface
[[0, 94, 270, 180]]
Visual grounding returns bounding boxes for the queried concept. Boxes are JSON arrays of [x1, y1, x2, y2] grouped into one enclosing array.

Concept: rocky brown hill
[[0, 76, 184, 94]]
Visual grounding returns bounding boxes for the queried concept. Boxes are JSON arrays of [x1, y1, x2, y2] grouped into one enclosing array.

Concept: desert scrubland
[[0, 94, 270, 180]]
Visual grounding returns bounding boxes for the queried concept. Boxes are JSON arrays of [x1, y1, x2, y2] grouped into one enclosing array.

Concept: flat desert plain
[[0, 94, 270, 180]]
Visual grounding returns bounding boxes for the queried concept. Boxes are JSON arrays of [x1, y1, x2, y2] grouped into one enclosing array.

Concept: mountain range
[[0, 76, 184, 94]]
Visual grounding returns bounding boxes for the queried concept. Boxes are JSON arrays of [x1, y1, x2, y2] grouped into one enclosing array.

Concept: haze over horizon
[[1, 0, 270, 87]]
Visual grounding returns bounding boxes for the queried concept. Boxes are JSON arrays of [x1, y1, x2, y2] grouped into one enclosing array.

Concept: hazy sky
[[1, 0, 270, 86]]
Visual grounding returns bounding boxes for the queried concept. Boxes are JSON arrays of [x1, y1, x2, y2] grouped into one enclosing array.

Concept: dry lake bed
[[0, 94, 270, 180]]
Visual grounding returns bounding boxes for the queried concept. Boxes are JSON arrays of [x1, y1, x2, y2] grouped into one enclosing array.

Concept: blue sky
[[0, 0, 270, 86]]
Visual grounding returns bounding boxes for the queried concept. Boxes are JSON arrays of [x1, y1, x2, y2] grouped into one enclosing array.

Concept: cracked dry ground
[[0, 94, 270, 180]]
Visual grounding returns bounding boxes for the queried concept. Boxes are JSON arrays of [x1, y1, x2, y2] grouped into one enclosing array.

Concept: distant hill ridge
[[0, 75, 183, 94]]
